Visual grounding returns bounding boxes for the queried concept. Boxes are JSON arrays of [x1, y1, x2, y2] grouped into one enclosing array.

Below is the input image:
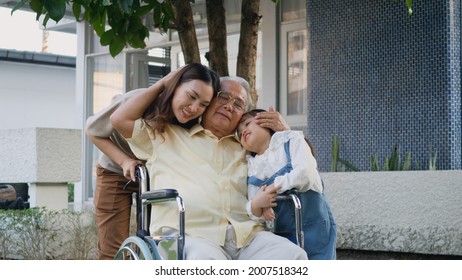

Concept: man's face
[[201, 80, 248, 138]]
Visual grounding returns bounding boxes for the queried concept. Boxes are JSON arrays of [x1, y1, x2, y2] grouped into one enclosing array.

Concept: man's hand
[[255, 106, 290, 132]]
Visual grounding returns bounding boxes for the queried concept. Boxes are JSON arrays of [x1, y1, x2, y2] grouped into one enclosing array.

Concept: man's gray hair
[[219, 76, 254, 112]]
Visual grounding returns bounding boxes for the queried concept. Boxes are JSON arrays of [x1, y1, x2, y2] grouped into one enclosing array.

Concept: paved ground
[[336, 249, 462, 260]]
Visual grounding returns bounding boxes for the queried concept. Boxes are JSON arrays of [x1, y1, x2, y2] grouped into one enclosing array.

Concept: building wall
[[307, 0, 461, 171], [0, 59, 78, 130]]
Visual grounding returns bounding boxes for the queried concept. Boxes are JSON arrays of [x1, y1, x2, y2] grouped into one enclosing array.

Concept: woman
[[86, 63, 219, 259]]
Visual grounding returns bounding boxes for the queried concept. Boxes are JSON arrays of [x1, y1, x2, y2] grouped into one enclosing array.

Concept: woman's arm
[[85, 92, 145, 180], [111, 66, 184, 138], [110, 79, 167, 138], [85, 130, 143, 180]]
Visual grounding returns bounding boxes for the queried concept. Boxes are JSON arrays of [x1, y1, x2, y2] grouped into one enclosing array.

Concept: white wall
[[0, 60, 78, 130]]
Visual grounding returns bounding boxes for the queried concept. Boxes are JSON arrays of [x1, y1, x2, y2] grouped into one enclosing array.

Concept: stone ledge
[[322, 171, 462, 256], [0, 128, 81, 183]]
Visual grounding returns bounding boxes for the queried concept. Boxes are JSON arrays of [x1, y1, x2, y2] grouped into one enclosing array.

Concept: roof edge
[[0, 48, 76, 68]]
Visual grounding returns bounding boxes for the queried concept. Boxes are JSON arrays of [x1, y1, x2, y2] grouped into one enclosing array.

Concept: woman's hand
[[159, 65, 186, 89], [121, 158, 145, 181]]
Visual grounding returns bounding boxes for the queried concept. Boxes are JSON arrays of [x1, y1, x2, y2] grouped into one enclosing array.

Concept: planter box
[[321, 171, 462, 256]]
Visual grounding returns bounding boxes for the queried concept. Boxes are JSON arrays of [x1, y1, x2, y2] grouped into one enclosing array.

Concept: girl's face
[[237, 114, 271, 155], [172, 80, 214, 123]]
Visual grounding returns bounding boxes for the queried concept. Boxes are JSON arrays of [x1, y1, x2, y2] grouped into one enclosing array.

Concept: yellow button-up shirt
[[127, 119, 264, 248]]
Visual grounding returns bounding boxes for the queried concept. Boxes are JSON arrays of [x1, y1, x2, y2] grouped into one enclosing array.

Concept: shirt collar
[[190, 124, 240, 142]]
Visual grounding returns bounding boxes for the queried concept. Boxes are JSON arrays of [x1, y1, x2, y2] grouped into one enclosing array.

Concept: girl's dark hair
[[240, 109, 316, 157], [143, 63, 219, 136]]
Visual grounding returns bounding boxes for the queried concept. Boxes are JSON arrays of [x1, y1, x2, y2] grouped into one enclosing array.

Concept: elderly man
[[112, 73, 307, 260]]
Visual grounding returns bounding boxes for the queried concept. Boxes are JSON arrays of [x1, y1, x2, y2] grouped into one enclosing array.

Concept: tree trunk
[[236, 0, 261, 108], [205, 0, 229, 76], [171, 0, 201, 64]]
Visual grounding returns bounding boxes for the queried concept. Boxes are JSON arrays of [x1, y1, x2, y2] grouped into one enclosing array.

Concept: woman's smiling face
[[172, 80, 213, 123]]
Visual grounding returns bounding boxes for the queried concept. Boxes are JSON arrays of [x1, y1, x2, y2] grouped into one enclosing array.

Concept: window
[[281, 0, 306, 22], [279, 0, 307, 127]]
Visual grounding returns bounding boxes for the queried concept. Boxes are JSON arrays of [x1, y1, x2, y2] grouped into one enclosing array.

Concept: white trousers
[[184, 224, 308, 260]]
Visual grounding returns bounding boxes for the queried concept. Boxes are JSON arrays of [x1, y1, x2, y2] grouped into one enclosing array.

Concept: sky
[[0, 7, 76, 56]]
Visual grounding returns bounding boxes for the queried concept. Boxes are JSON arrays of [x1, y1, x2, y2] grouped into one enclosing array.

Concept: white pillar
[[29, 183, 69, 210]]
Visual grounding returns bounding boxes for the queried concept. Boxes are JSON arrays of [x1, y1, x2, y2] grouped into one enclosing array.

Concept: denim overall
[[248, 141, 337, 260]]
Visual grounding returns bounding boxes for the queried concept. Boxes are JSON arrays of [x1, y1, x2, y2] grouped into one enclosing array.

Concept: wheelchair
[[114, 165, 303, 260]]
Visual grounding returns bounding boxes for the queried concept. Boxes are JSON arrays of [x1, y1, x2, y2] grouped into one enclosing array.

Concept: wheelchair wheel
[[114, 236, 161, 260]]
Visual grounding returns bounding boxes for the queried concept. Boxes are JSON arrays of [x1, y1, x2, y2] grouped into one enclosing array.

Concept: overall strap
[[247, 140, 292, 187]]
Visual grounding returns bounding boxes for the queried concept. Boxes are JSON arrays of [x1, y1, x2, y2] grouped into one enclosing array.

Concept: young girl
[[237, 109, 337, 260]]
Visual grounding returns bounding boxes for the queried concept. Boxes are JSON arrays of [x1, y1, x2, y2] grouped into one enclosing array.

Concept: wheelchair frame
[[114, 165, 185, 260], [114, 165, 304, 260], [275, 191, 304, 250]]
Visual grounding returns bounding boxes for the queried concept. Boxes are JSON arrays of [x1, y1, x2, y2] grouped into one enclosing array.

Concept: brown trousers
[[94, 165, 138, 260]]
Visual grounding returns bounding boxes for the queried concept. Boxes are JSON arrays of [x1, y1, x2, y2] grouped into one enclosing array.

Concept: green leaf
[[100, 29, 114, 46], [383, 156, 389, 171], [72, 3, 82, 21], [127, 33, 146, 48], [92, 11, 107, 36], [29, 0, 44, 16], [153, 3, 162, 26], [338, 159, 360, 172], [75, 0, 91, 5], [331, 135, 339, 172], [161, 15, 170, 32], [371, 154, 380, 171], [11, 0, 29, 14], [135, 5, 153, 17], [44, 0, 66, 22], [406, 0, 413, 16], [402, 151, 411, 171], [42, 14, 50, 26], [389, 145, 399, 171], [429, 150, 438, 171], [109, 38, 126, 57], [161, 1, 174, 19]]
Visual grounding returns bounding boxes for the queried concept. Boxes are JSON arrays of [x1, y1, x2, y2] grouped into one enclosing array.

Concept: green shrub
[[331, 135, 360, 172], [332, 135, 438, 172], [0, 207, 97, 260], [68, 182, 74, 202]]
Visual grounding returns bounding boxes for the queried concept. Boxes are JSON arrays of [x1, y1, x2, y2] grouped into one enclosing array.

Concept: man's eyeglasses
[[217, 91, 246, 113]]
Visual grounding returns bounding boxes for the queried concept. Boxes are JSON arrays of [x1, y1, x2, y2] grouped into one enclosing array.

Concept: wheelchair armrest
[[275, 188, 298, 201], [140, 189, 179, 201]]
